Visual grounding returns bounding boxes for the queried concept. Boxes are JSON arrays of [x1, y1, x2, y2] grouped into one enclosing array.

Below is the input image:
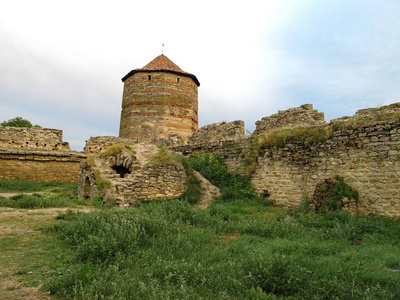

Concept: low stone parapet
[[0, 149, 86, 182]]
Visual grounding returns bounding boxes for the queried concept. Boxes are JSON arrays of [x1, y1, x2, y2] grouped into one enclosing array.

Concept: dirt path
[[0, 206, 94, 300], [194, 171, 221, 209]]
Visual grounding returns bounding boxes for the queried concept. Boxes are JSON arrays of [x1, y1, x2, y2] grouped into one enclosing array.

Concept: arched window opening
[[112, 165, 131, 178], [83, 176, 91, 199]]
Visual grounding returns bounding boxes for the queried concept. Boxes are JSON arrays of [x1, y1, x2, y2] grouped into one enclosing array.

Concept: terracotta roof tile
[[141, 54, 184, 72], [122, 55, 200, 86]]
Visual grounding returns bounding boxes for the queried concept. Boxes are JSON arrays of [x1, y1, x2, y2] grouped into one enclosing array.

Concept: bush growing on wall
[[188, 151, 257, 202], [312, 175, 359, 212]]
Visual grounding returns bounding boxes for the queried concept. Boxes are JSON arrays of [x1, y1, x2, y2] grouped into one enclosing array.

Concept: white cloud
[[1, 0, 400, 149]]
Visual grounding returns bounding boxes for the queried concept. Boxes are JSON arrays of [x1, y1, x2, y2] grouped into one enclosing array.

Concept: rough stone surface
[[331, 102, 400, 127], [0, 127, 70, 151], [0, 149, 85, 182], [173, 103, 400, 217], [252, 104, 325, 136], [188, 120, 245, 144], [84, 136, 137, 153], [119, 58, 199, 143], [78, 143, 187, 206]]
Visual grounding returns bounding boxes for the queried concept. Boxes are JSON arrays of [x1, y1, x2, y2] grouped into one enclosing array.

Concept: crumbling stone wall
[[252, 104, 325, 136], [0, 149, 85, 182], [84, 135, 185, 153], [331, 102, 400, 127], [188, 120, 245, 144], [172, 137, 252, 176], [0, 127, 70, 151], [84, 136, 137, 153], [79, 143, 187, 206], [251, 118, 400, 217], [173, 104, 400, 217]]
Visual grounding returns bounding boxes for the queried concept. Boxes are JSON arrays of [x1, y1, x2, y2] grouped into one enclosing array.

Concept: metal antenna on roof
[[162, 44, 164, 55]]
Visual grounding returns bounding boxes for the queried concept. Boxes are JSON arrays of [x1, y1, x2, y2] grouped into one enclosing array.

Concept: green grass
[[0, 179, 107, 209], [188, 151, 258, 202], [1, 172, 400, 299], [260, 126, 334, 150], [0, 178, 77, 193], [99, 143, 135, 157], [43, 201, 400, 299], [0, 193, 88, 209]]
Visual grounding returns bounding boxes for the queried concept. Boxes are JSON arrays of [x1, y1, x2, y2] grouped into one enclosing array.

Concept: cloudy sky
[[1, 0, 399, 150]]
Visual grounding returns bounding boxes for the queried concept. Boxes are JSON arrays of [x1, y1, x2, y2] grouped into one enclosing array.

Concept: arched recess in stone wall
[[83, 176, 91, 199], [111, 165, 131, 178]]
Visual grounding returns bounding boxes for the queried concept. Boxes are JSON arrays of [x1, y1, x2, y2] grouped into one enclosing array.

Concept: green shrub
[[94, 170, 110, 192], [45, 202, 400, 299], [261, 126, 333, 149], [1, 116, 39, 127], [188, 151, 258, 202], [178, 174, 202, 204], [312, 175, 359, 212], [99, 143, 134, 157]]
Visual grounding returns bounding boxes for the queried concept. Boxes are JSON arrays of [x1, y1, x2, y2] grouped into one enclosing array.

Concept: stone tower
[[119, 54, 200, 142]]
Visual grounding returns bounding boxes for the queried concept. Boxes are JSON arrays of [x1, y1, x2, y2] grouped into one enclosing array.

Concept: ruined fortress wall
[[0, 127, 70, 151], [188, 120, 245, 144], [252, 104, 325, 136], [172, 137, 252, 175], [0, 149, 86, 182], [79, 144, 187, 206], [119, 71, 198, 142], [251, 119, 400, 217], [174, 104, 400, 217], [84, 136, 137, 153]]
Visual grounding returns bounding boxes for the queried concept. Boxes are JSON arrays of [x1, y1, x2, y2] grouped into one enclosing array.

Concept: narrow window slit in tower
[[177, 77, 180, 83], [148, 75, 152, 81]]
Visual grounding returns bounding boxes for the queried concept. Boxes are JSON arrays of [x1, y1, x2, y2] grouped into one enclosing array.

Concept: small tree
[[1, 117, 40, 128]]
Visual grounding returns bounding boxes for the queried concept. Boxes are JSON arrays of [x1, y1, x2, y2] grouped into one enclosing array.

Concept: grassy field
[[0, 162, 400, 299]]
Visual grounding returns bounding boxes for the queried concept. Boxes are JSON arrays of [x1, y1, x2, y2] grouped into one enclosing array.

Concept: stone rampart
[[188, 120, 245, 144], [252, 104, 325, 136], [331, 102, 400, 127], [0, 149, 86, 182], [173, 104, 400, 217], [0, 127, 70, 151], [251, 117, 400, 217], [84, 136, 137, 153]]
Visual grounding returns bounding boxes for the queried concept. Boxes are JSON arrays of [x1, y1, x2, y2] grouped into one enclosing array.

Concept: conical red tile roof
[[141, 55, 184, 72], [122, 55, 200, 86]]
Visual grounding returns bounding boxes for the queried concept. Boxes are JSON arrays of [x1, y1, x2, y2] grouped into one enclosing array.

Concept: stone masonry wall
[[252, 104, 325, 136], [172, 137, 252, 175], [330, 102, 400, 127], [0, 149, 86, 182], [188, 120, 245, 144], [119, 71, 198, 142], [251, 118, 400, 217], [79, 144, 187, 206], [84, 136, 137, 153], [0, 127, 70, 151], [173, 104, 400, 217]]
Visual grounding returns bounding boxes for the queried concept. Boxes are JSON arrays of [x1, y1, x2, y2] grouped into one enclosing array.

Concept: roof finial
[[162, 43, 164, 55]]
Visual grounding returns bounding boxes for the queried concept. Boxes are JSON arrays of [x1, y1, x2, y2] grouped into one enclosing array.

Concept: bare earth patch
[[194, 171, 221, 209], [0, 206, 94, 300]]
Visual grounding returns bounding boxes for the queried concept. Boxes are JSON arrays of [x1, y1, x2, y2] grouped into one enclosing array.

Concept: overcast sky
[[1, 0, 399, 150]]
